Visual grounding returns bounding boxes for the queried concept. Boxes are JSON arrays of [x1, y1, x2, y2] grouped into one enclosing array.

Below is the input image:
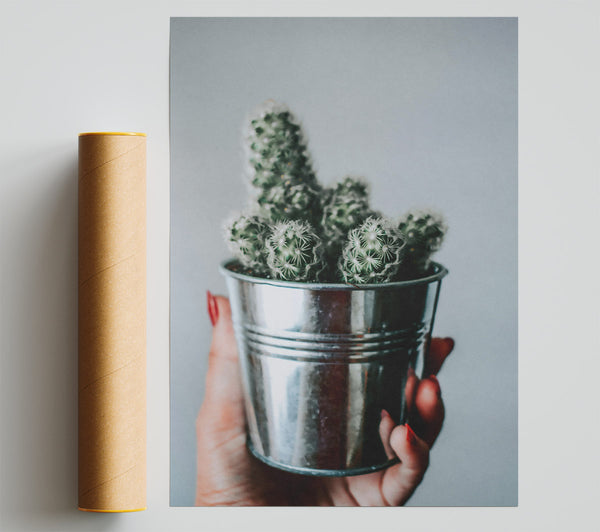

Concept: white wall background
[[1, 1, 599, 531]]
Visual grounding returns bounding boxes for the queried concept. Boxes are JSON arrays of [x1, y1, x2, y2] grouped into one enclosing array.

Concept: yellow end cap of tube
[[78, 507, 147, 513], [79, 132, 147, 137]]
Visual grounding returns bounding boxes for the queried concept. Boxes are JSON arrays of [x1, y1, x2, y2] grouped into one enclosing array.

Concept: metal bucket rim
[[220, 259, 448, 290]]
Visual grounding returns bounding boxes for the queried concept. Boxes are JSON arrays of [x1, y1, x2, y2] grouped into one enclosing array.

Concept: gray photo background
[[170, 17, 517, 507]]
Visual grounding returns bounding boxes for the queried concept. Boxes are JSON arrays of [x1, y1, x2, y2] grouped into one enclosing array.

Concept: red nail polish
[[206, 291, 219, 326], [428, 375, 442, 397], [405, 423, 416, 444], [444, 337, 455, 352]]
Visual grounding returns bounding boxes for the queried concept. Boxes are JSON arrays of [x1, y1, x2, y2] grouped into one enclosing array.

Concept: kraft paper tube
[[78, 132, 146, 512]]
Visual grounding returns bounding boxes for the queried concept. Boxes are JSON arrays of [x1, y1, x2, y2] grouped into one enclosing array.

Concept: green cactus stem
[[331, 175, 369, 198], [225, 213, 270, 276], [245, 100, 319, 191], [339, 217, 405, 284], [265, 220, 323, 281], [321, 176, 373, 248], [397, 209, 447, 277], [257, 181, 322, 226]]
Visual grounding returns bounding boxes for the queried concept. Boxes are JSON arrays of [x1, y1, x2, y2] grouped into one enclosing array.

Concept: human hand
[[195, 292, 454, 506]]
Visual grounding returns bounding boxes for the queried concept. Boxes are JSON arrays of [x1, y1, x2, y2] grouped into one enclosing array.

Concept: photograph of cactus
[[170, 17, 517, 506]]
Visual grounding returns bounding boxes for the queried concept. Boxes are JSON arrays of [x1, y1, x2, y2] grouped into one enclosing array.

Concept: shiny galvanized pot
[[221, 260, 447, 477]]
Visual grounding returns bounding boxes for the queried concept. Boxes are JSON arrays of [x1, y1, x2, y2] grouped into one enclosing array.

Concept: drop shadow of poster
[[169, 17, 517, 507]]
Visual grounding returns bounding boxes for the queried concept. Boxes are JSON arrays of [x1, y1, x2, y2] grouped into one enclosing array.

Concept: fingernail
[[405, 423, 416, 444], [407, 367, 415, 378], [381, 409, 390, 420], [428, 375, 442, 397], [206, 290, 219, 326], [444, 337, 455, 352]]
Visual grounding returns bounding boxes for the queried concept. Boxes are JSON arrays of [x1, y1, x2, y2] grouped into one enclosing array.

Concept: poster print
[[170, 17, 517, 507]]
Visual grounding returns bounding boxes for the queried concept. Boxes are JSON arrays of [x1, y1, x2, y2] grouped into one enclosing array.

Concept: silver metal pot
[[221, 260, 447, 477]]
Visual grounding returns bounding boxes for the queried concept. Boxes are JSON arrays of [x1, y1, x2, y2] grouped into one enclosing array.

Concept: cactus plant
[[245, 100, 319, 191], [339, 217, 405, 284], [265, 220, 323, 281], [321, 177, 372, 242], [397, 209, 447, 277], [245, 100, 323, 226], [225, 213, 270, 276], [225, 100, 446, 284], [320, 176, 376, 270]]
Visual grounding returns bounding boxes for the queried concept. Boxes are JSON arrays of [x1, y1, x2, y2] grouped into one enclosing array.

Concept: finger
[[198, 292, 245, 432], [413, 376, 445, 448], [378, 409, 396, 460], [381, 424, 430, 506], [423, 337, 455, 376], [207, 292, 237, 364], [404, 367, 420, 414]]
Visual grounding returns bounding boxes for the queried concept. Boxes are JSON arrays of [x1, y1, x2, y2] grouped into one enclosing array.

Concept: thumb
[[199, 292, 245, 431], [381, 424, 430, 506]]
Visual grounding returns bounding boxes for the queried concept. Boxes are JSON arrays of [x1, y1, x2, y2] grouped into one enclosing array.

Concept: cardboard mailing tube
[[78, 132, 146, 512]]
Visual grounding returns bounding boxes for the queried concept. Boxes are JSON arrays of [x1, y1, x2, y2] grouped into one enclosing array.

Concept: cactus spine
[[265, 220, 323, 281], [339, 217, 405, 284]]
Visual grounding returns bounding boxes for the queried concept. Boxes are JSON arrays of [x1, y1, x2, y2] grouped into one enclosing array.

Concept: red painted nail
[[206, 290, 219, 326], [405, 423, 416, 444], [444, 337, 455, 352], [428, 375, 442, 397]]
